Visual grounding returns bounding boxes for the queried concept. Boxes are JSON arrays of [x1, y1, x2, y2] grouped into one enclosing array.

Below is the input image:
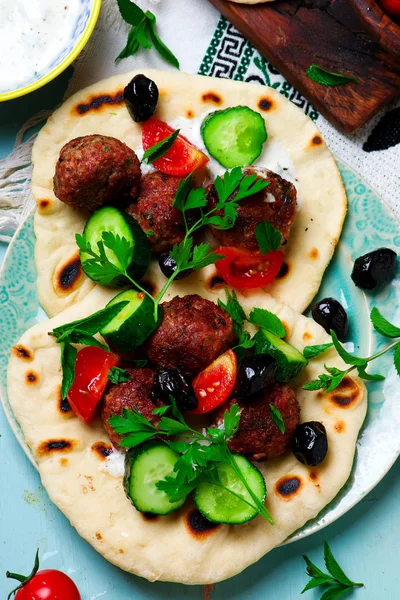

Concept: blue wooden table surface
[[0, 72, 399, 600]]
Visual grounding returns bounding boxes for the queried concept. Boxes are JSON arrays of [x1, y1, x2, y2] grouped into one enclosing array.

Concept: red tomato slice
[[67, 346, 119, 423], [378, 0, 400, 19], [142, 118, 209, 176], [191, 350, 237, 414], [215, 246, 284, 290]]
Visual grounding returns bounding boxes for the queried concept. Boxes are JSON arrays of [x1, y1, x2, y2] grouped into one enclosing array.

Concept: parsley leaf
[[269, 404, 285, 434], [303, 343, 333, 360], [249, 308, 286, 338], [108, 367, 131, 384], [306, 64, 358, 86], [218, 289, 247, 326], [60, 342, 77, 400], [142, 129, 180, 163], [370, 307, 400, 338], [255, 221, 282, 254]]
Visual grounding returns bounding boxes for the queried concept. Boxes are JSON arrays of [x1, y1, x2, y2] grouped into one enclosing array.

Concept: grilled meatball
[[102, 368, 161, 449], [214, 383, 300, 460], [206, 168, 297, 249], [127, 171, 196, 254], [53, 134, 141, 211], [146, 294, 237, 377]]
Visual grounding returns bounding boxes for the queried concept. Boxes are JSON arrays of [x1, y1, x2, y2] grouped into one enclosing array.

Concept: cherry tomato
[[191, 350, 237, 414], [67, 346, 119, 423], [142, 118, 209, 176], [7, 550, 81, 600], [378, 0, 400, 20], [215, 246, 284, 290]]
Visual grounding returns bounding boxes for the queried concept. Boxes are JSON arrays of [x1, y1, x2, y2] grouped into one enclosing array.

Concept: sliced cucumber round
[[201, 106, 267, 169], [100, 289, 160, 352], [80, 206, 151, 287], [124, 441, 187, 515], [254, 328, 308, 382], [195, 455, 266, 524]]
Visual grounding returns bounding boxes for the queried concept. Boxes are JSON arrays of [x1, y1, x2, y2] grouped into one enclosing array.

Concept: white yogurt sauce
[[169, 113, 303, 208], [0, 0, 81, 92], [101, 448, 125, 478]]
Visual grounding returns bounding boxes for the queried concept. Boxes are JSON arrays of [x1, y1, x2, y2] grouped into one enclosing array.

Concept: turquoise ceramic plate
[[0, 161, 399, 557]]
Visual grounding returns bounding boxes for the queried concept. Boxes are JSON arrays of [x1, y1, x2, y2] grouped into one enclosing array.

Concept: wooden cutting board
[[208, 0, 400, 133]]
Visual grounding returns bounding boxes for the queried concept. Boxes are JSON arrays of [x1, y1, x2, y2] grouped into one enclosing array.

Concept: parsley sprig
[[116, 0, 179, 68], [302, 541, 363, 599], [109, 400, 274, 523], [303, 307, 400, 392]]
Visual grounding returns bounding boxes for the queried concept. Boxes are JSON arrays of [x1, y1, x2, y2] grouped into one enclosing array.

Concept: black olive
[[152, 368, 198, 412], [351, 247, 397, 290], [292, 421, 328, 466], [311, 297, 348, 341], [124, 74, 159, 123], [234, 354, 277, 400], [158, 253, 194, 280]]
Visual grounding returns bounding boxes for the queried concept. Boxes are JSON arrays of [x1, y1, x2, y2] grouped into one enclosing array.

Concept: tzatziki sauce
[[0, 0, 81, 93]]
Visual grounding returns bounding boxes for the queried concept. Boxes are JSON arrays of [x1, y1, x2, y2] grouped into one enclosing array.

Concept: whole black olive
[[152, 367, 198, 412], [124, 74, 159, 123], [311, 297, 348, 341], [158, 253, 194, 280], [292, 421, 328, 466], [235, 354, 277, 400], [351, 247, 397, 290]]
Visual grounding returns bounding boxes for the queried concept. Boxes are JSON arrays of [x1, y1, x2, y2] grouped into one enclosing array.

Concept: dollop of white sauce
[[0, 0, 81, 92], [169, 112, 302, 208], [101, 448, 125, 478]]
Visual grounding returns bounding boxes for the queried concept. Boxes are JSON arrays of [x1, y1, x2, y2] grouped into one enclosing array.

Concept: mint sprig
[[302, 542, 363, 599], [306, 65, 358, 86]]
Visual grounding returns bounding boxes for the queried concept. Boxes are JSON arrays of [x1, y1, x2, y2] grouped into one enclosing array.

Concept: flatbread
[[31, 69, 346, 318], [8, 282, 366, 584]]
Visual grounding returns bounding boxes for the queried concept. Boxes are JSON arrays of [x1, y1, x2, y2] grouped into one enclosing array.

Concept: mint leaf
[[146, 12, 180, 69], [269, 404, 285, 433], [116, 28, 140, 60], [323, 542, 360, 587], [301, 577, 334, 593], [142, 129, 180, 163], [60, 342, 77, 400], [320, 585, 350, 600], [117, 0, 145, 25], [330, 331, 367, 367], [394, 343, 400, 377], [370, 307, 400, 338], [303, 343, 333, 360], [218, 289, 247, 326], [306, 64, 358, 86], [56, 329, 108, 351], [51, 301, 129, 339], [356, 367, 385, 382], [303, 555, 331, 579], [325, 372, 347, 392], [255, 221, 282, 254], [249, 308, 286, 338], [108, 367, 131, 385]]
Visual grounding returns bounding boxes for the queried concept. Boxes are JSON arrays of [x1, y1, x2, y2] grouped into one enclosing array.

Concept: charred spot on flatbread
[[37, 199, 53, 212], [258, 97, 274, 111], [330, 377, 361, 408], [141, 280, 158, 298], [95, 532, 103, 541], [205, 272, 226, 291], [74, 90, 124, 116], [12, 345, 33, 361], [53, 253, 84, 294], [276, 261, 289, 279], [309, 470, 319, 482], [201, 92, 222, 105], [185, 509, 220, 539], [308, 248, 319, 260], [334, 420, 346, 433], [186, 109, 195, 119], [312, 135, 323, 146], [59, 397, 72, 415], [59, 458, 68, 467], [91, 442, 113, 461], [275, 475, 302, 499], [26, 371, 39, 384], [142, 512, 159, 522], [37, 439, 77, 456], [302, 331, 313, 342]]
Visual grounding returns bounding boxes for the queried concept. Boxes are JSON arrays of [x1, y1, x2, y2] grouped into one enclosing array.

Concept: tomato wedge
[[191, 350, 237, 414], [215, 246, 284, 290], [142, 118, 209, 176], [67, 347, 119, 423]]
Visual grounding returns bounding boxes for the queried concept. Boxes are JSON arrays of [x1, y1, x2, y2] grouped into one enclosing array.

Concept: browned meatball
[[127, 171, 196, 254], [146, 295, 237, 377], [53, 135, 141, 211], [102, 368, 161, 449], [206, 168, 297, 250], [214, 383, 300, 460]]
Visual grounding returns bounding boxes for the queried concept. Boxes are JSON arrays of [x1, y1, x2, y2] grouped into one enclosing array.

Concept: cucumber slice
[[124, 441, 187, 515], [100, 289, 160, 352], [195, 455, 266, 524], [201, 106, 267, 169], [254, 329, 308, 382], [80, 206, 150, 287]]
